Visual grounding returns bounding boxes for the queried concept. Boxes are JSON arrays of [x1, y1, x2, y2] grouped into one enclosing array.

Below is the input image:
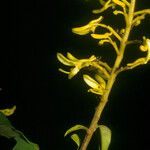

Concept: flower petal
[[89, 55, 97, 61], [83, 74, 99, 89], [139, 37, 150, 52], [140, 45, 147, 52], [98, 39, 110, 45], [146, 38, 150, 50], [91, 32, 112, 39], [69, 67, 80, 79], [112, 0, 125, 8], [57, 53, 74, 66], [67, 52, 79, 61], [89, 16, 103, 26], [58, 68, 70, 74], [72, 16, 103, 35], [95, 74, 106, 89], [88, 88, 103, 95], [72, 25, 91, 35]]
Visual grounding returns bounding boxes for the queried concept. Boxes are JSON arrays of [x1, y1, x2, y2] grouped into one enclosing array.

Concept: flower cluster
[[57, 0, 150, 95], [57, 52, 96, 79], [57, 53, 108, 95], [83, 74, 106, 95]]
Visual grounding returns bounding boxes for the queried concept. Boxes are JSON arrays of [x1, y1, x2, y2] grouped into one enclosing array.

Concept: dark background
[[1, 0, 150, 149]]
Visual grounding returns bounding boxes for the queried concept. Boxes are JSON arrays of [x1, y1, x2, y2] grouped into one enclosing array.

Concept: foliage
[[57, 0, 150, 150], [0, 107, 39, 150]]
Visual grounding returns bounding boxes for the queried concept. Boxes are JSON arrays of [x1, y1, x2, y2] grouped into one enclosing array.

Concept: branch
[[91, 62, 111, 80], [79, 1, 136, 150], [108, 37, 119, 55], [116, 57, 148, 74], [132, 14, 146, 27]]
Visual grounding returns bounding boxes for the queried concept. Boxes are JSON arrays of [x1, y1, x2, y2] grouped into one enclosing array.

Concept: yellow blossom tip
[[0, 105, 16, 116], [67, 52, 78, 61], [91, 32, 112, 39], [112, 0, 125, 8], [57, 53, 74, 66], [83, 74, 99, 89], [72, 16, 103, 35]]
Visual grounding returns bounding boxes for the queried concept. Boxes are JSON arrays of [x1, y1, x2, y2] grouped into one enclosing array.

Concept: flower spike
[[57, 53, 97, 79]]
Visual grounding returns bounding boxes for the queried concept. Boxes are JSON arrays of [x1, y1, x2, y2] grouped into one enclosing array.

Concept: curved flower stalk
[[91, 32, 120, 54], [92, 0, 114, 14]]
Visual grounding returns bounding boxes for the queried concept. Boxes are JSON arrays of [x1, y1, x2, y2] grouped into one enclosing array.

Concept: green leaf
[[0, 112, 39, 149], [0, 112, 12, 126], [64, 125, 88, 137], [71, 134, 80, 149], [0, 112, 18, 138], [13, 137, 39, 150], [0, 124, 19, 138], [99, 125, 111, 150]]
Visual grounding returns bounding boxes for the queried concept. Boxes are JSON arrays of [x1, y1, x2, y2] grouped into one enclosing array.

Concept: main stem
[[79, 1, 136, 150]]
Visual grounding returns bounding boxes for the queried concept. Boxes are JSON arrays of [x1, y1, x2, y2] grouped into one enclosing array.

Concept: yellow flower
[[83, 74, 106, 95], [140, 36, 150, 62], [140, 36, 150, 52], [0, 105, 16, 116], [57, 53, 96, 79], [127, 37, 150, 68], [91, 32, 112, 39], [72, 16, 103, 35], [112, 0, 125, 8]]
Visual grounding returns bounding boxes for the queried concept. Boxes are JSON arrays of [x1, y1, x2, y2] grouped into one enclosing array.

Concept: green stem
[[79, 1, 136, 150]]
